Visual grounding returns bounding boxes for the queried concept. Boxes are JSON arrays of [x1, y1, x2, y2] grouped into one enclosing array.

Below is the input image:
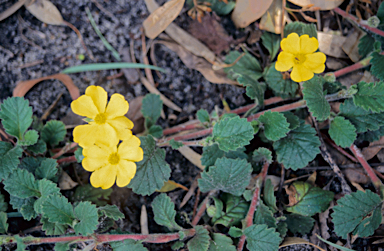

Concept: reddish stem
[[52, 142, 78, 159], [57, 155, 77, 164], [349, 144, 383, 191], [247, 100, 307, 121], [191, 190, 216, 226], [237, 162, 270, 251], [332, 56, 372, 78], [164, 128, 213, 142], [321, 133, 358, 163]]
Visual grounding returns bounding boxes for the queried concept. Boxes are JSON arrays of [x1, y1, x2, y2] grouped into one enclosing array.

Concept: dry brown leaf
[[58, 171, 78, 190], [342, 30, 365, 63], [287, 0, 344, 10], [126, 96, 145, 134], [157, 180, 189, 192], [25, 0, 64, 25], [140, 205, 149, 234], [178, 146, 204, 170], [285, 184, 298, 206], [143, 0, 185, 39], [231, 0, 273, 28], [343, 168, 370, 184], [259, 0, 289, 34], [317, 31, 347, 58], [0, 0, 28, 22], [362, 136, 384, 160], [280, 237, 326, 251], [13, 73, 80, 100]]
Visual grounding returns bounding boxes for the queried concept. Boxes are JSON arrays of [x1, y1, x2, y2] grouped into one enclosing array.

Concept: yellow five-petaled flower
[[275, 33, 326, 82]]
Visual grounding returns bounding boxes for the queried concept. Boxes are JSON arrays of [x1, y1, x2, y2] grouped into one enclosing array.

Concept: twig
[[141, 29, 155, 86], [57, 155, 77, 164], [52, 142, 78, 159], [321, 133, 358, 163], [192, 188, 201, 219], [63, 20, 94, 60], [330, 56, 372, 78], [191, 190, 218, 226], [41, 93, 64, 121], [90, 0, 119, 23]]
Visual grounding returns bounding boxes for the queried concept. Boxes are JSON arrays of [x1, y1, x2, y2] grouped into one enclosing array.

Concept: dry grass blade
[[280, 237, 326, 251], [177, 146, 204, 170], [140, 205, 149, 235], [0, 0, 27, 22], [13, 73, 80, 100], [287, 0, 344, 10], [231, 0, 273, 28], [143, 0, 185, 39], [25, 0, 64, 25]]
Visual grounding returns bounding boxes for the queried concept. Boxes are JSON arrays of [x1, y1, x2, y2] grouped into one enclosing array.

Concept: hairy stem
[[191, 190, 218, 226]]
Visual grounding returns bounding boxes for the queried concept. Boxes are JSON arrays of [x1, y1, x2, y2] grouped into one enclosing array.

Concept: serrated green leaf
[[228, 226, 243, 238], [36, 158, 58, 180], [73, 201, 98, 235], [201, 144, 247, 168], [284, 21, 317, 38], [27, 139, 47, 154], [19, 156, 41, 173], [208, 197, 224, 222], [212, 116, 254, 152], [169, 139, 184, 150], [110, 239, 148, 251], [4, 169, 40, 199], [0, 97, 33, 140], [358, 34, 375, 57], [357, 126, 384, 142], [0, 212, 8, 234], [261, 32, 281, 60], [208, 233, 236, 251], [128, 136, 171, 196], [324, 81, 345, 94], [187, 226, 210, 251], [142, 94, 163, 126], [332, 190, 382, 239], [35, 179, 61, 214], [72, 184, 112, 206], [197, 109, 210, 123], [276, 220, 288, 238], [286, 213, 315, 235], [0, 142, 23, 180], [329, 116, 357, 147], [254, 202, 277, 228], [370, 52, 384, 81], [42, 194, 75, 225], [98, 205, 125, 220], [41, 120, 66, 146], [19, 197, 38, 220], [74, 147, 84, 163], [286, 182, 334, 216], [15, 235, 26, 251], [209, 0, 235, 15], [148, 125, 163, 138], [213, 194, 248, 227], [244, 224, 281, 251], [239, 77, 266, 102], [252, 147, 273, 165], [259, 111, 290, 141], [264, 179, 277, 213], [152, 193, 181, 231], [302, 76, 330, 121], [274, 122, 320, 170], [264, 63, 298, 98], [172, 241, 185, 250], [352, 81, 384, 113], [19, 130, 38, 146], [54, 242, 70, 251], [283, 112, 300, 130], [199, 158, 252, 196], [41, 217, 67, 236]]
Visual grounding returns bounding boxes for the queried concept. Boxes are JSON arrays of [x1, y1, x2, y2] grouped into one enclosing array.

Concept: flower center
[[108, 152, 120, 165], [94, 113, 107, 124], [294, 54, 306, 65]]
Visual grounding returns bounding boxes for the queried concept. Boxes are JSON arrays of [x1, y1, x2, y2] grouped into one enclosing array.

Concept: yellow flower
[[71, 86, 133, 148], [275, 33, 326, 82], [82, 135, 144, 189]]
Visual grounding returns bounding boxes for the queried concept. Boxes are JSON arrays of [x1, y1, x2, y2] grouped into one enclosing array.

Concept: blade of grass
[[61, 63, 165, 74], [316, 235, 355, 251]]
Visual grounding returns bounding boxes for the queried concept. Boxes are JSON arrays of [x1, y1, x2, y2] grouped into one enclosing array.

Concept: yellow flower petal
[[105, 94, 129, 119], [290, 64, 314, 82], [304, 52, 326, 73], [90, 164, 116, 189], [85, 86, 108, 113], [94, 123, 119, 147], [73, 123, 118, 148], [82, 156, 107, 172], [275, 52, 295, 72], [71, 95, 99, 119], [116, 160, 136, 187], [281, 33, 300, 55], [299, 35, 318, 54], [107, 116, 134, 140], [118, 135, 143, 162]]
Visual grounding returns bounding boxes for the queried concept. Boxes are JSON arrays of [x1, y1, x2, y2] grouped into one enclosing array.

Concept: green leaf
[[213, 194, 248, 227], [210, 0, 235, 15], [19, 156, 41, 173], [15, 235, 27, 251], [302, 76, 330, 121], [98, 205, 125, 220], [254, 202, 277, 228], [61, 63, 165, 74], [252, 148, 273, 165], [41, 120, 66, 146], [370, 52, 384, 81], [212, 116, 254, 152], [332, 190, 382, 239], [340, 99, 384, 133], [74, 147, 84, 163], [35, 158, 58, 180], [286, 182, 334, 216], [208, 197, 224, 222], [316, 235, 355, 251], [0, 194, 8, 212], [208, 233, 236, 251], [274, 122, 320, 170], [261, 32, 281, 60], [172, 241, 185, 250], [9, 196, 37, 220], [4, 169, 40, 199], [240, 77, 266, 102], [276, 220, 288, 238], [357, 126, 384, 142], [148, 125, 163, 138], [35, 179, 61, 214], [201, 144, 247, 168], [128, 136, 171, 196], [54, 242, 70, 251], [244, 224, 281, 251], [41, 217, 67, 236], [19, 130, 38, 146], [284, 21, 317, 38], [358, 34, 375, 57], [141, 94, 163, 125], [352, 81, 384, 112], [0, 212, 8, 234], [72, 184, 112, 206], [42, 194, 75, 225], [0, 97, 33, 140], [169, 139, 184, 150], [187, 226, 210, 251], [197, 109, 210, 123], [110, 239, 148, 251], [329, 116, 357, 148], [73, 201, 98, 235], [263, 179, 277, 213], [152, 193, 181, 231], [286, 213, 315, 235], [264, 63, 298, 98], [228, 226, 243, 238], [199, 158, 252, 196], [283, 112, 300, 130], [27, 139, 47, 154], [0, 142, 23, 180], [259, 111, 290, 141]]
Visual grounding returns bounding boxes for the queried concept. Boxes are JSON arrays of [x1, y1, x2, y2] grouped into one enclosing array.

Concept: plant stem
[[331, 56, 372, 78], [191, 190, 218, 226], [237, 162, 269, 251], [247, 100, 307, 121], [57, 155, 77, 164], [321, 133, 358, 163]]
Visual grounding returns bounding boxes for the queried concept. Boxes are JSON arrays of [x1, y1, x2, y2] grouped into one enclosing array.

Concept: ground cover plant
[[1, 0, 384, 250]]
